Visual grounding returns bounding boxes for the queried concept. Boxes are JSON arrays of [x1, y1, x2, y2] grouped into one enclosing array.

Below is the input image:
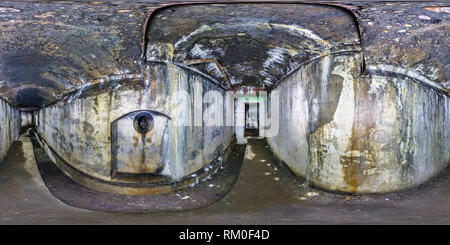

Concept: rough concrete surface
[[0, 0, 448, 224]]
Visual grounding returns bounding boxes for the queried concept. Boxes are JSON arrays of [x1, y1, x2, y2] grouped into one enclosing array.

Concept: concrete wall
[[0, 98, 21, 163], [35, 63, 233, 182], [267, 53, 450, 193]]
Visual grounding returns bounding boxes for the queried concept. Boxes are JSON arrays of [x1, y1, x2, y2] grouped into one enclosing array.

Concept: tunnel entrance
[[244, 96, 259, 137], [234, 87, 270, 144], [244, 105, 259, 137]]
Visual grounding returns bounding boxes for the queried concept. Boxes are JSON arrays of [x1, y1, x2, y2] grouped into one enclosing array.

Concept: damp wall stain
[[35, 63, 234, 182], [267, 53, 450, 194]]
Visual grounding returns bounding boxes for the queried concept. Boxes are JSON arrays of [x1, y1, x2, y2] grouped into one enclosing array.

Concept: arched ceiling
[[145, 3, 360, 89], [0, 1, 148, 109]]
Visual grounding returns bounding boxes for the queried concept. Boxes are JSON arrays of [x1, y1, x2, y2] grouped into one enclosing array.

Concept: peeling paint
[[267, 53, 449, 193]]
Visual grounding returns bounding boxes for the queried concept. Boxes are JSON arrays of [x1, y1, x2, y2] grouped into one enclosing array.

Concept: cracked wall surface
[[35, 63, 233, 185], [0, 1, 448, 196]]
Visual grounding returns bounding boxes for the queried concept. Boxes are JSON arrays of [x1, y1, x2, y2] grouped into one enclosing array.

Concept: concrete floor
[[0, 133, 449, 224]]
